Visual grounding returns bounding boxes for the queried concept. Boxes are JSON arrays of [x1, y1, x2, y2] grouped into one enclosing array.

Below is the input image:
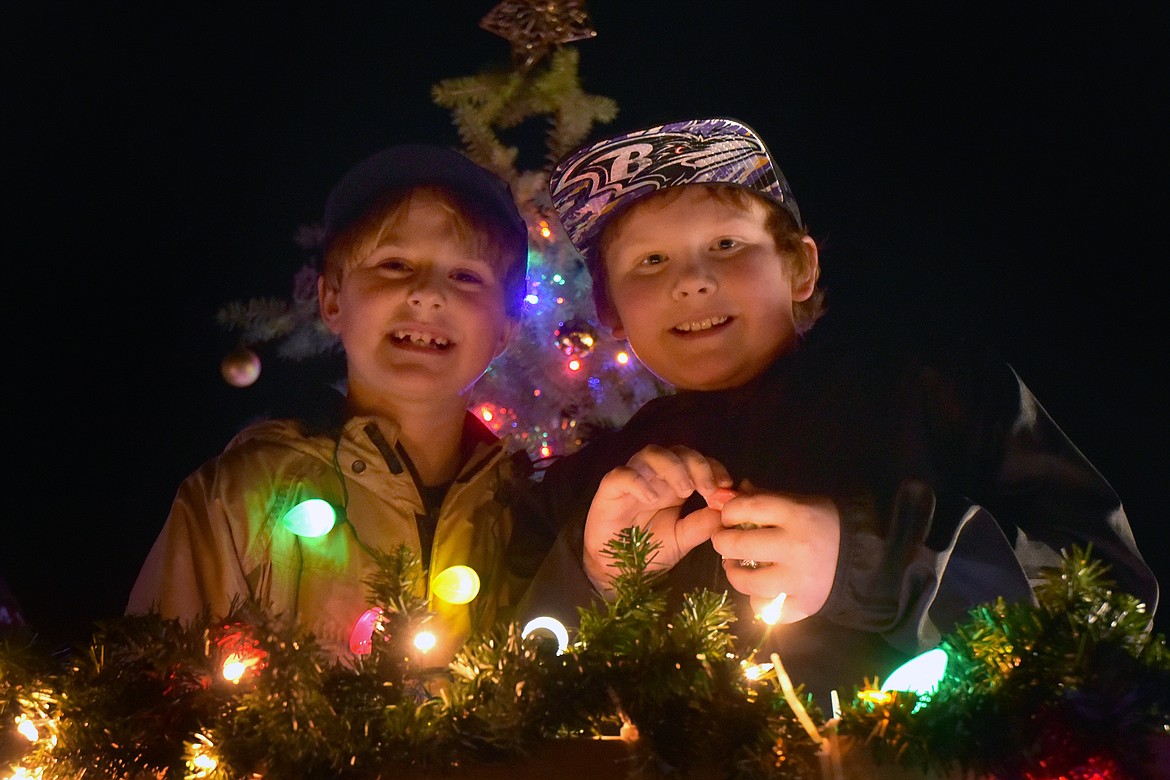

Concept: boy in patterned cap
[[517, 117, 1158, 708]]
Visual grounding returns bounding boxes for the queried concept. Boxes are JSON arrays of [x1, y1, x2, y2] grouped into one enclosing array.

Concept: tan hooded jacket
[[128, 411, 527, 667]]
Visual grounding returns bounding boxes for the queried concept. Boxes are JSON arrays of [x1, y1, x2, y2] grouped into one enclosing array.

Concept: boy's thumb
[[675, 507, 723, 557]]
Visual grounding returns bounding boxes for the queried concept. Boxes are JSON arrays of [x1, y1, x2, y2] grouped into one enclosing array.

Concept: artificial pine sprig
[[51, 611, 227, 777], [565, 527, 823, 778], [0, 633, 62, 771], [431, 47, 617, 183]]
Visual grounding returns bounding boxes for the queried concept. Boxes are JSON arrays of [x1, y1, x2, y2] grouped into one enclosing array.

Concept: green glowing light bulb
[[881, 647, 948, 703], [282, 498, 336, 538]]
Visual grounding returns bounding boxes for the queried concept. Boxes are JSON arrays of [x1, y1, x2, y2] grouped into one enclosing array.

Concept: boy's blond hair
[[321, 185, 528, 318], [319, 144, 529, 317], [592, 184, 825, 335]]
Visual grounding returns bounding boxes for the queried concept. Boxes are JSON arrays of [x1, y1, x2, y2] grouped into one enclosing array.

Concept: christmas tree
[[214, 0, 672, 464]]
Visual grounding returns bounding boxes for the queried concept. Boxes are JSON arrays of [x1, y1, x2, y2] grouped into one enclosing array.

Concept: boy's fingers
[[626, 444, 736, 499], [722, 557, 787, 599], [707, 487, 737, 511], [670, 446, 733, 496], [710, 525, 784, 561], [701, 455, 734, 489], [673, 506, 724, 558], [598, 465, 657, 504], [627, 444, 696, 497], [717, 492, 785, 528]]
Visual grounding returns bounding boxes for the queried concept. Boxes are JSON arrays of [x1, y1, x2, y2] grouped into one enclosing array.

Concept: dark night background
[[8, 2, 1168, 646]]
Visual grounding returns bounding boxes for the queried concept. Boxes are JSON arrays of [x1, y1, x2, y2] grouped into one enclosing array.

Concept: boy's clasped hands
[[584, 444, 841, 623]]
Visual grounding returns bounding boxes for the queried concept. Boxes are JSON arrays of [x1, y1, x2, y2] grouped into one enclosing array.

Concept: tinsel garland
[[2, 539, 1167, 780]]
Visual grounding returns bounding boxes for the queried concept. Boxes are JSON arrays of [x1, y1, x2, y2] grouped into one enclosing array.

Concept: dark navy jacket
[[513, 332, 1159, 709]]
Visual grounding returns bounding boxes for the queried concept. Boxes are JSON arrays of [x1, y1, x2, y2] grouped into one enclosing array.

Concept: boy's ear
[[318, 275, 343, 334], [598, 304, 626, 341], [790, 236, 820, 302], [494, 316, 518, 359]]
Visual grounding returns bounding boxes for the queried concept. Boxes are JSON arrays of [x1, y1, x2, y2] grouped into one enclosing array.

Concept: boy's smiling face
[[601, 185, 817, 391], [319, 189, 515, 414]]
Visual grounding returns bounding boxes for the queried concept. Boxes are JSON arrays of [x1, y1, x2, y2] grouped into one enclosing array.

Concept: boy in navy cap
[[518, 118, 1159, 708], [129, 144, 531, 666]]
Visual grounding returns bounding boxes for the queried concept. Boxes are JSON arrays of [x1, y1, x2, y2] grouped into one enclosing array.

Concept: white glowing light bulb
[[758, 592, 787, 625], [192, 752, 218, 772], [15, 715, 38, 742], [413, 631, 437, 653], [522, 616, 569, 654]]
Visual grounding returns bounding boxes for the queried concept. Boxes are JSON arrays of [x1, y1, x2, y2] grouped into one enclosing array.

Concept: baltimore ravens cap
[[548, 117, 801, 262]]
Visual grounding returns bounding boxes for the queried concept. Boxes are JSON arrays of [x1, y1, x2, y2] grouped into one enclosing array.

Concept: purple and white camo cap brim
[[549, 117, 801, 258]]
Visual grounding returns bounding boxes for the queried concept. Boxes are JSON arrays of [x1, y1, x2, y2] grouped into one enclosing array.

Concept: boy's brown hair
[[590, 184, 825, 335]]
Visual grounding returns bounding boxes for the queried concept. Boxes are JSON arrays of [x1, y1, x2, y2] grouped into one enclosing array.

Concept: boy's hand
[[583, 445, 734, 597], [711, 483, 841, 622]]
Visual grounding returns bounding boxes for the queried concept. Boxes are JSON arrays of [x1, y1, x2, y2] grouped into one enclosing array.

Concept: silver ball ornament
[[221, 346, 261, 388]]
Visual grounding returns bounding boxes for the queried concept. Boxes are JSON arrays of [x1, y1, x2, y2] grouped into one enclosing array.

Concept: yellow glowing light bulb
[[413, 631, 437, 653], [540, 444, 552, 458], [221, 657, 247, 684], [221, 652, 261, 684], [539, 220, 552, 238], [479, 406, 493, 422], [522, 616, 569, 654], [741, 661, 772, 681], [856, 688, 895, 706], [758, 592, 787, 625], [616, 351, 630, 364], [568, 359, 581, 371], [431, 565, 481, 604], [282, 498, 336, 538]]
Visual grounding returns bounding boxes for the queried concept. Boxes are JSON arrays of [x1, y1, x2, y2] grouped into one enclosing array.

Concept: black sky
[[9, 2, 1169, 644]]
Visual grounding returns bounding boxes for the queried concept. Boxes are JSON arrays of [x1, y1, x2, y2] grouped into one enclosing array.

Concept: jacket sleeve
[[508, 454, 609, 631], [818, 347, 1159, 653], [822, 481, 1037, 651], [512, 515, 602, 631], [990, 365, 1158, 607], [126, 457, 255, 625]]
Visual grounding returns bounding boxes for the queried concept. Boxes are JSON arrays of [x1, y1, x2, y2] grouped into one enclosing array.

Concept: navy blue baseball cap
[[321, 143, 528, 263]]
